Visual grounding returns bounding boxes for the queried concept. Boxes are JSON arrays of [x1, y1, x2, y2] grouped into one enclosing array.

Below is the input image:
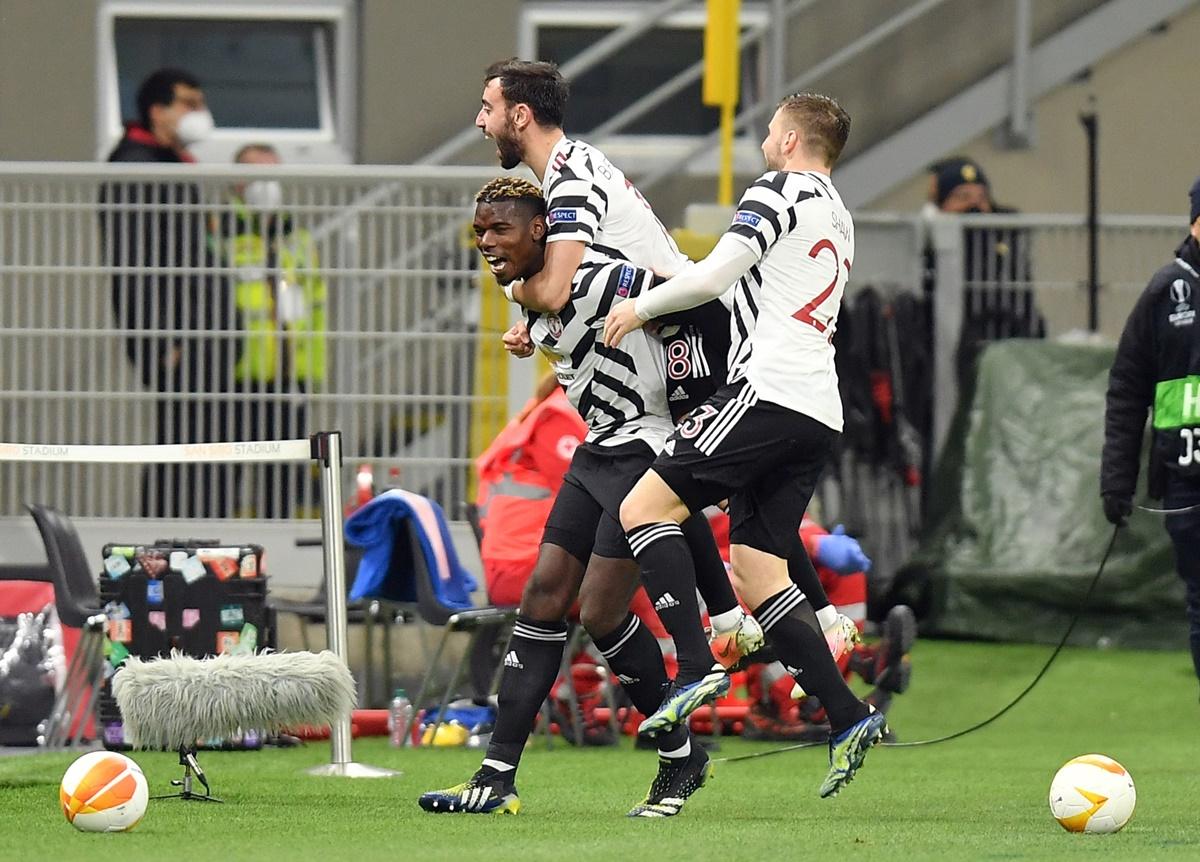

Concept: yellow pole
[[704, 0, 740, 207], [718, 101, 735, 206], [468, 254, 511, 502]]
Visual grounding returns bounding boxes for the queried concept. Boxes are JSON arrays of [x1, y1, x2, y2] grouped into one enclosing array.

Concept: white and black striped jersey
[[528, 254, 674, 449], [723, 170, 855, 431], [542, 136, 689, 278]]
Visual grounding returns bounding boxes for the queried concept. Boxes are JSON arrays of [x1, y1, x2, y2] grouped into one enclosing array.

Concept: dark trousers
[[1164, 476, 1200, 690]]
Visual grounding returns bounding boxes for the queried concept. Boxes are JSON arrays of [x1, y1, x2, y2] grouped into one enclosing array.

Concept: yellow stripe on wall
[[469, 255, 511, 501]]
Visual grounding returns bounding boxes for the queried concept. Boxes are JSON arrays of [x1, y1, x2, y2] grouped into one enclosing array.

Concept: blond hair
[[776, 92, 851, 167], [475, 176, 544, 205]]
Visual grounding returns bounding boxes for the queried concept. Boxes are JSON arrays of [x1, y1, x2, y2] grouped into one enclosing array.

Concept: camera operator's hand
[[1102, 493, 1132, 527]]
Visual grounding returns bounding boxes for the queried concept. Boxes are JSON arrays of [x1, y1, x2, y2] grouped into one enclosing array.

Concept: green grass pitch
[[4, 640, 1199, 860]]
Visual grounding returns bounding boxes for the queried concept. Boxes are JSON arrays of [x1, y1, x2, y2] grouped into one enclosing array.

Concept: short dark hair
[[475, 176, 545, 221], [776, 92, 851, 167], [484, 59, 568, 129], [136, 68, 200, 129], [234, 142, 280, 163]]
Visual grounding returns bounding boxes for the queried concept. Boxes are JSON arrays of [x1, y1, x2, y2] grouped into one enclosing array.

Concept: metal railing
[[0, 163, 1186, 529], [636, 0, 952, 194], [419, 0, 952, 187], [824, 210, 1186, 594], [854, 210, 1186, 460], [0, 163, 503, 520], [419, 0, 702, 165]]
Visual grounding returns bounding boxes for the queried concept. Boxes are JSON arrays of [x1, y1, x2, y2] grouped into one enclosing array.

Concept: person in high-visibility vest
[[475, 371, 586, 606], [224, 143, 327, 517], [474, 371, 668, 636], [470, 371, 670, 722]]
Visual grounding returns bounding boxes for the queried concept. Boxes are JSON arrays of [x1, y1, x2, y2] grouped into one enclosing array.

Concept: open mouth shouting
[[482, 252, 510, 281]]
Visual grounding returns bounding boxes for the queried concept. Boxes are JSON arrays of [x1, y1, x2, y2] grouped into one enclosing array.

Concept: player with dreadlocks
[[419, 178, 708, 818], [475, 59, 770, 691]]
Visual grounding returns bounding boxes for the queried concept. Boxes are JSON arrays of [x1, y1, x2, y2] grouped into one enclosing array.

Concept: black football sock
[[682, 512, 740, 617], [483, 616, 568, 770], [752, 584, 868, 732], [787, 533, 832, 628], [627, 521, 714, 684], [592, 613, 688, 753]]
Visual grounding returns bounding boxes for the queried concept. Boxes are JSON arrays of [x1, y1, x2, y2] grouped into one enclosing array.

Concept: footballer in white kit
[[477, 59, 761, 702], [624, 167, 852, 560], [540, 134, 688, 279], [605, 92, 887, 801]]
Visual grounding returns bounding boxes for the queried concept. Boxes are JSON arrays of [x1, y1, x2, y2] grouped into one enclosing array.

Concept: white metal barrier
[[816, 211, 1186, 595], [0, 163, 1188, 534], [2, 431, 392, 776], [0, 163, 505, 520], [852, 212, 1186, 455]]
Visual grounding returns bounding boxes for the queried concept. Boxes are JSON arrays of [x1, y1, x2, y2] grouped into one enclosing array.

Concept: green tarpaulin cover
[[897, 340, 1183, 649]]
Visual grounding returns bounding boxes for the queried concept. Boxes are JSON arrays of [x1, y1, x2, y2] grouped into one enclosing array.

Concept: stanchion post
[[306, 430, 400, 779]]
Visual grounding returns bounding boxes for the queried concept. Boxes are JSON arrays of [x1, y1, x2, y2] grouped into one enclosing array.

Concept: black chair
[[463, 502, 484, 549], [26, 504, 103, 628], [25, 504, 106, 747], [403, 517, 516, 744], [269, 540, 415, 707]]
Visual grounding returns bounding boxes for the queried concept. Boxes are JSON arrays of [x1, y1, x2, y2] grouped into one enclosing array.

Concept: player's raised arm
[[603, 234, 757, 347], [517, 149, 608, 312]]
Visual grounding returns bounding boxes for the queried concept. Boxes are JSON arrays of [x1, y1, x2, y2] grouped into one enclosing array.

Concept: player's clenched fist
[[502, 320, 534, 357]]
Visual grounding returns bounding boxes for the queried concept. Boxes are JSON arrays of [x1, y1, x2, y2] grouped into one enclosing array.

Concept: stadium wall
[[864, 3, 1199, 216], [0, 0, 97, 161], [0, 0, 1193, 225]]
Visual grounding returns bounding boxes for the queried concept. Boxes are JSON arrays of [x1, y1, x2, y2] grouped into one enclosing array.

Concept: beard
[[763, 145, 784, 171], [495, 116, 524, 170]]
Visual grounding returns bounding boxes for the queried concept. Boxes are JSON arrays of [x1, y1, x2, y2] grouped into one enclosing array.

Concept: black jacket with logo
[[98, 126, 239, 393], [1102, 235, 1200, 500]]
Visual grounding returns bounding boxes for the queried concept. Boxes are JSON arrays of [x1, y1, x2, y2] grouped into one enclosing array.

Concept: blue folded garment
[[344, 490, 476, 608]]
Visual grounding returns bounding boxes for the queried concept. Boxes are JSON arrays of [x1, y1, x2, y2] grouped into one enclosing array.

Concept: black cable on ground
[[713, 525, 1121, 765]]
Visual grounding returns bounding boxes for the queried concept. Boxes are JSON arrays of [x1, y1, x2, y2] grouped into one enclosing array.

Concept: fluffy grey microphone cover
[[112, 650, 356, 749]]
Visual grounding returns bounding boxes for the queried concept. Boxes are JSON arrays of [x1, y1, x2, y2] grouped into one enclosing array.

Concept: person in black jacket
[[1102, 176, 1200, 692], [98, 68, 240, 517], [922, 158, 1045, 381]]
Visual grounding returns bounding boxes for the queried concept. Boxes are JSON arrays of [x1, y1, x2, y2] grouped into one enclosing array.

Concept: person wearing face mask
[[99, 68, 240, 518], [221, 144, 327, 518]]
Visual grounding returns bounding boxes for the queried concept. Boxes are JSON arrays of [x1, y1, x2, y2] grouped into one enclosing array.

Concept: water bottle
[[388, 688, 413, 748]]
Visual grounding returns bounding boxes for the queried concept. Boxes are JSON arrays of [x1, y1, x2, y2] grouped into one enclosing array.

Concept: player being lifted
[[420, 179, 710, 818], [475, 58, 762, 689], [604, 93, 886, 797]]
